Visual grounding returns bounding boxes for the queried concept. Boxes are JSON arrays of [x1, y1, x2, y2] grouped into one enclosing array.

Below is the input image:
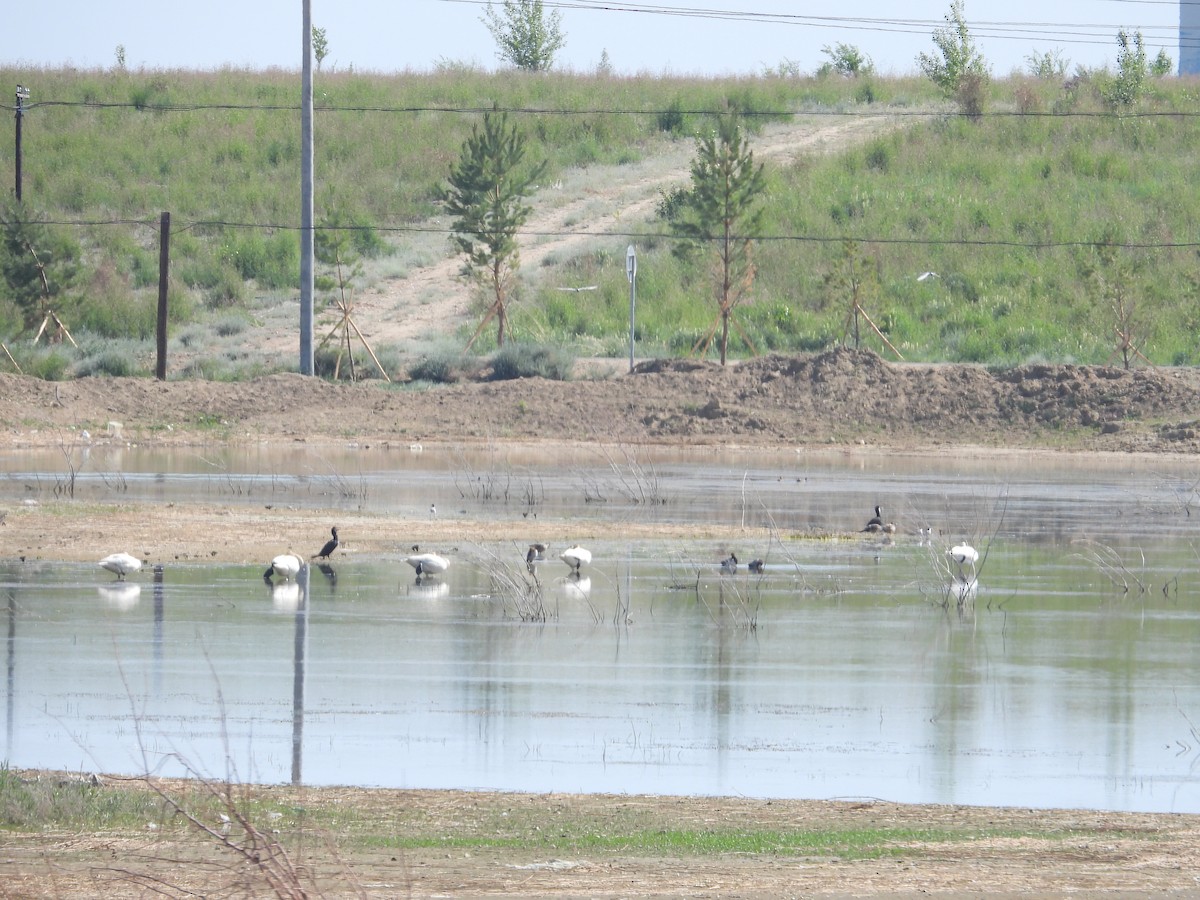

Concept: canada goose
[[406, 552, 449, 580], [720, 553, 738, 574], [863, 506, 884, 531], [264, 553, 303, 582], [560, 545, 591, 574], [99, 552, 142, 581], [312, 527, 339, 561], [948, 543, 979, 581], [525, 543, 548, 573]]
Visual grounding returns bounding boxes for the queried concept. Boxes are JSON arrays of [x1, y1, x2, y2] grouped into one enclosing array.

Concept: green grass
[[375, 824, 987, 860], [0, 767, 1000, 861], [2, 64, 1198, 371], [0, 764, 1165, 875]]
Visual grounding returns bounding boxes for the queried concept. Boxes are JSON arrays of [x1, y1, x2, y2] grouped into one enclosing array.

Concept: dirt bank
[[4, 771, 1200, 899], [2, 348, 1199, 454]]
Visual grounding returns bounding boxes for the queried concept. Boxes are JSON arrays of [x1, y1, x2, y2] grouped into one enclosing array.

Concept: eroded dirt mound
[[1, 349, 1198, 452]]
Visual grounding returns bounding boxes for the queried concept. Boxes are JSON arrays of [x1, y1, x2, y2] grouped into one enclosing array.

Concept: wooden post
[[156, 211, 170, 380]]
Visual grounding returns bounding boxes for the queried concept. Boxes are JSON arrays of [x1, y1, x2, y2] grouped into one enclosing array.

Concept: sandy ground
[[3, 773, 1200, 899]]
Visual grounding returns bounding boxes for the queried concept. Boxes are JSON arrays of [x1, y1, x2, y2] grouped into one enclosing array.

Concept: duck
[[748, 558, 765, 574], [98, 552, 142, 581], [406, 551, 450, 580], [264, 553, 303, 582], [312, 526, 339, 561], [948, 543, 980, 581], [720, 553, 738, 574], [560, 544, 591, 575]]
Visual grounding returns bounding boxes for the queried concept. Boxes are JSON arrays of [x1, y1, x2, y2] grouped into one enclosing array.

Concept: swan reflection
[[97, 582, 141, 610], [556, 575, 591, 602], [270, 582, 302, 611]]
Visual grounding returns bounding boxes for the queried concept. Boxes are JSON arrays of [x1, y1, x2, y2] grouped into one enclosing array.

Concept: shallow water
[[2, 446, 1199, 812]]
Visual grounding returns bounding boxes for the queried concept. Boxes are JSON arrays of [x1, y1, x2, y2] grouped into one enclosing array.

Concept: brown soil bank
[[3, 771, 1200, 898], [2, 348, 1200, 453]]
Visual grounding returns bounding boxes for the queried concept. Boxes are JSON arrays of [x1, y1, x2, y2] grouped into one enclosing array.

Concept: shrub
[[11, 346, 73, 381], [74, 348, 141, 377], [212, 313, 247, 337], [657, 98, 688, 136], [408, 348, 480, 384], [489, 343, 575, 380]]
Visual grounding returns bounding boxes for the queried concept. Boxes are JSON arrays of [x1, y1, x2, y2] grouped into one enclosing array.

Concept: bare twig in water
[[477, 543, 553, 621], [1071, 539, 1149, 595], [111, 650, 367, 899]]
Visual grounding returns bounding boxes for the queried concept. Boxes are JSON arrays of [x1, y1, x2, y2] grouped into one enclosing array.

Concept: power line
[[20, 216, 1200, 253], [441, 0, 1182, 49], [9, 99, 1200, 119]]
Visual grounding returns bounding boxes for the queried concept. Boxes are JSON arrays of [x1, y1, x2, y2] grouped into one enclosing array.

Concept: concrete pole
[[299, 0, 315, 375]]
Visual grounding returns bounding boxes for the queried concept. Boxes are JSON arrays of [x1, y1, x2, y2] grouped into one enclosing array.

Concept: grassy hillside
[[1, 64, 1198, 377]]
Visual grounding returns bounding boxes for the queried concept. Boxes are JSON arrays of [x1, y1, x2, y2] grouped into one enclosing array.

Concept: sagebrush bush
[[74, 349, 142, 377], [408, 348, 483, 384], [489, 343, 575, 381]]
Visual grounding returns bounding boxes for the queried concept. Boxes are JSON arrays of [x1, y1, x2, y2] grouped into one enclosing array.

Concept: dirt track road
[[294, 115, 901, 354]]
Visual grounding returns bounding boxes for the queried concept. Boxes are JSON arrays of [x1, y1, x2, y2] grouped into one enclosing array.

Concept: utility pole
[[299, 1, 315, 375], [14, 85, 29, 202], [156, 212, 170, 380]]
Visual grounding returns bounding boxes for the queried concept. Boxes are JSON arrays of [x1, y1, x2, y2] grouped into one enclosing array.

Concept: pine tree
[[441, 111, 546, 348], [0, 199, 80, 334], [671, 116, 767, 366]]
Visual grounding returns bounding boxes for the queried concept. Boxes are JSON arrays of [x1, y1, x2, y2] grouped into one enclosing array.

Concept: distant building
[[1183, 2, 1200, 74]]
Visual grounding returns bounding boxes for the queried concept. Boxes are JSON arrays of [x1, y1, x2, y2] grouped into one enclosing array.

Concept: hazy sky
[[10, 1, 1183, 78]]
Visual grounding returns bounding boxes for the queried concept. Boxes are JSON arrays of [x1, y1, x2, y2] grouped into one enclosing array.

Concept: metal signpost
[[626, 244, 637, 373]]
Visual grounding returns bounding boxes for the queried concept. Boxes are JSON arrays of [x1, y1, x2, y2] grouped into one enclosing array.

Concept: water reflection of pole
[[153, 565, 164, 695], [291, 564, 310, 785], [6, 589, 16, 755]]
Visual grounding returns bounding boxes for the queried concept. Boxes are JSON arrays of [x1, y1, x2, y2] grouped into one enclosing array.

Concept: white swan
[[406, 552, 450, 579], [948, 543, 979, 581], [264, 553, 303, 582], [99, 552, 142, 581], [560, 545, 591, 574]]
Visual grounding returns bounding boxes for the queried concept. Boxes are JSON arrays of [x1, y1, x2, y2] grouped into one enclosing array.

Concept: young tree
[[441, 111, 546, 349], [824, 240, 903, 358], [312, 26, 329, 71], [820, 43, 875, 78], [670, 116, 767, 366], [1025, 48, 1069, 80], [1085, 234, 1149, 370], [1105, 29, 1148, 107], [916, 0, 989, 109], [0, 200, 80, 335], [482, 0, 566, 72]]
